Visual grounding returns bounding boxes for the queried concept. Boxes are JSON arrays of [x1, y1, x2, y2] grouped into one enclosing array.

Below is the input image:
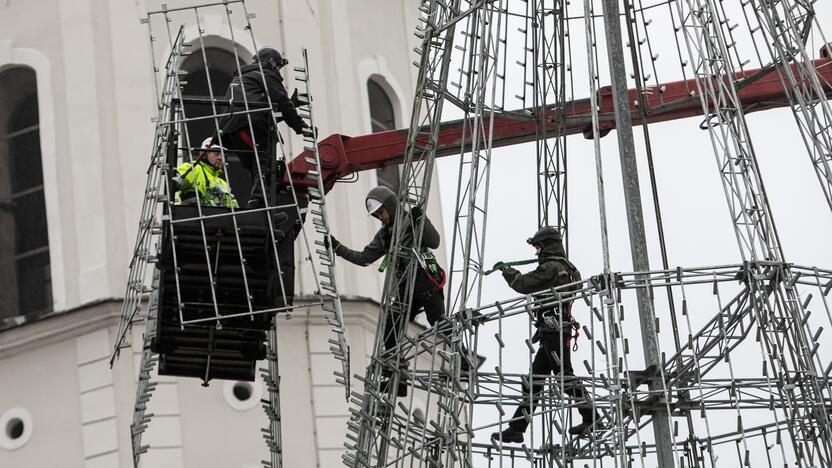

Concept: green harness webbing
[[487, 255, 581, 350], [378, 253, 391, 273]]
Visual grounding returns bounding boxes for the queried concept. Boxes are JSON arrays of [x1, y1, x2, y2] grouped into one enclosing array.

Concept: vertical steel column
[[533, 0, 570, 240], [345, 2, 463, 466], [598, 0, 676, 466]]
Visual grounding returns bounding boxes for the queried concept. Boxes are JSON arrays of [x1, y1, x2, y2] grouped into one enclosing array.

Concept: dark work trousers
[[509, 331, 595, 432], [382, 269, 448, 354], [215, 127, 271, 207]]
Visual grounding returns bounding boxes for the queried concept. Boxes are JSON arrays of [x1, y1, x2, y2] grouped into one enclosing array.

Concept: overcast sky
[[430, 2, 832, 464]]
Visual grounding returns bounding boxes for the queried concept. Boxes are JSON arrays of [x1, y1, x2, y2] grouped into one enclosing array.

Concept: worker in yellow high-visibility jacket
[[174, 137, 239, 208]]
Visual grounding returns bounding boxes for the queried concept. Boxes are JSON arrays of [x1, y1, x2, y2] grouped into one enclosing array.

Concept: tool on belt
[[412, 248, 446, 289], [377, 248, 446, 290]]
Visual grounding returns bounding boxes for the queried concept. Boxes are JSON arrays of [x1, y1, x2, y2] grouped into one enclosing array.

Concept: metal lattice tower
[[105, 0, 832, 466], [109, 2, 349, 467], [345, 2, 467, 466], [344, 1, 832, 467]]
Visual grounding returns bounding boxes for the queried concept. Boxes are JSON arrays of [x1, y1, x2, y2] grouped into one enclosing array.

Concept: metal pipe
[[599, 0, 676, 465]]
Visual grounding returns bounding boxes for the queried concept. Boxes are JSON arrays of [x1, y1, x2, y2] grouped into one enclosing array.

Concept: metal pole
[[599, 0, 675, 466]]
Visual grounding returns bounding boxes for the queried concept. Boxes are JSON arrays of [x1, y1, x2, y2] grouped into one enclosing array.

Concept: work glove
[[294, 122, 308, 136], [501, 266, 520, 283], [531, 329, 541, 344], [492, 261, 508, 271], [410, 204, 424, 222], [323, 234, 341, 253]]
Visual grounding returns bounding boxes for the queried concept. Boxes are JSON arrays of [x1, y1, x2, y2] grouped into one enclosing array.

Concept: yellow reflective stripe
[[176, 162, 238, 208]]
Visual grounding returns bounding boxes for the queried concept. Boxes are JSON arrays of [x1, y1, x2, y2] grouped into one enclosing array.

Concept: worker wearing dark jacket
[[328, 186, 462, 394], [214, 47, 307, 208], [491, 227, 600, 444]]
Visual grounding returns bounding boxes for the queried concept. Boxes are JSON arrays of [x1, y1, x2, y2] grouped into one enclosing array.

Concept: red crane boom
[[288, 50, 832, 193]]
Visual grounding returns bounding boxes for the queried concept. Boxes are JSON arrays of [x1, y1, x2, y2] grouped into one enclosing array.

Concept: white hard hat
[[201, 137, 227, 152], [366, 197, 384, 215]]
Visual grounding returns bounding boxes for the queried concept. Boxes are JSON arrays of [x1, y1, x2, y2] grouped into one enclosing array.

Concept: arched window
[[367, 79, 400, 191], [0, 67, 51, 324], [180, 47, 252, 204]]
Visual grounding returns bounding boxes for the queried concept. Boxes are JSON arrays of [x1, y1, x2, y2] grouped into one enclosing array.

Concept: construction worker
[[327, 186, 468, 395], [214, 47, 307, 208], [491, 227, 600, 443], [174, 137, 238, 209]]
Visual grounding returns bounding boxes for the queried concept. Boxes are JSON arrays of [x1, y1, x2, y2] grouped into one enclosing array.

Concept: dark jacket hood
[[237, 62, 281, 77], [538, 241, 566, 261], [366, 186, 398, 224]]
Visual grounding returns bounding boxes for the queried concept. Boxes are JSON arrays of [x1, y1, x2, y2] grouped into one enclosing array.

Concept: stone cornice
[[0, 299, 122, 360], [0, 296, 388, 360]]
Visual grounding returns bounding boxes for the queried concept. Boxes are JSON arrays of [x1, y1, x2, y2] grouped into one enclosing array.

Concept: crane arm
[[288, 50, 832, 193]]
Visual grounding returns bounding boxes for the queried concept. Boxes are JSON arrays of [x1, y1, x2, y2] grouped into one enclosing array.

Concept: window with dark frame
[[0, 67, 52, 326], [367, 79, 400, 191]]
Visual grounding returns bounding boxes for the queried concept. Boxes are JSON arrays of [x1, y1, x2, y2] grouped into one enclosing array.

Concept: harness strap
[[555, 259, 582, 351], [239, 129, 254, 148]]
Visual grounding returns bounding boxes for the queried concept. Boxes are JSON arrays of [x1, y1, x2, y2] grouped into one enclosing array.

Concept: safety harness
[[490, 256, 582, 350], [378, 248, 446, 290], [556, 257, 582, 351]]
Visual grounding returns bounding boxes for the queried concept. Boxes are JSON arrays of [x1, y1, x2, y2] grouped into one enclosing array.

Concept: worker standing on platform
[[327, 186, 470, 395], [174, 137, 238, 209], [491, 227, 600, 443], [214, 47, 307, 208]]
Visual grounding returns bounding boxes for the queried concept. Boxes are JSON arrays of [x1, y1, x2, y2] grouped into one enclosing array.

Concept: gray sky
[[431, 1, 832, 464]]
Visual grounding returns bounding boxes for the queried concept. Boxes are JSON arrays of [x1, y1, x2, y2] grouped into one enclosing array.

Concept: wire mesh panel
[[109, 2, 349, 467]]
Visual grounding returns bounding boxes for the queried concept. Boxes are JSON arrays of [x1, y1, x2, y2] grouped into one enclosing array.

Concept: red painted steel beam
[[288, 51, 832, 193]]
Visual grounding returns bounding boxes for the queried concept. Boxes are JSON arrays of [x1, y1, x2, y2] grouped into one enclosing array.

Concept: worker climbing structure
[[342, 0, 832, 467], [111, 0, 832, 467]]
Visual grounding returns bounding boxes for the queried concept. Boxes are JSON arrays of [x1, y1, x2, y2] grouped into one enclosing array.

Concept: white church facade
[[0, 1, 445, 467]]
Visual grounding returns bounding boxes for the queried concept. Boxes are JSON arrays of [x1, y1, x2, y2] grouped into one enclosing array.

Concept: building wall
[[0, 0, 443, 467]]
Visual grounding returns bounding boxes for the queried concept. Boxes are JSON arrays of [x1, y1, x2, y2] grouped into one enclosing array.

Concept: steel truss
[[743, 0, 832, 212], [530, 0, 571, 239], [345, 1, 470, 466], [354, 261, 832, 466], [675, 0, 832, 465], [348, 1, 832, 467], [109, 1, 832, 467]]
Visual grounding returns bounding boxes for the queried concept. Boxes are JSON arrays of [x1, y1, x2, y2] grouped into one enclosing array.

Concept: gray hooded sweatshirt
[[335, 186, 440, 267]]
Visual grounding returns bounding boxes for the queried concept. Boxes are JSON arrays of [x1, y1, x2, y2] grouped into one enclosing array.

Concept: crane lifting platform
[[110, 2, 832, 466]]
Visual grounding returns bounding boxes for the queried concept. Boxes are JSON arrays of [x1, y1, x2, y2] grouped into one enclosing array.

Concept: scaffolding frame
[[110, 3, 348, 467], [345, 1, 832, 467], [109, 1, 832, 467]]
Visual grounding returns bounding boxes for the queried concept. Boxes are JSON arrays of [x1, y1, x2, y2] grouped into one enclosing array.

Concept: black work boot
[[490, 427, 524, 444], [459, 352, 485, 382], [568, 414, 603, 437], [459, 351, 472, 374]]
